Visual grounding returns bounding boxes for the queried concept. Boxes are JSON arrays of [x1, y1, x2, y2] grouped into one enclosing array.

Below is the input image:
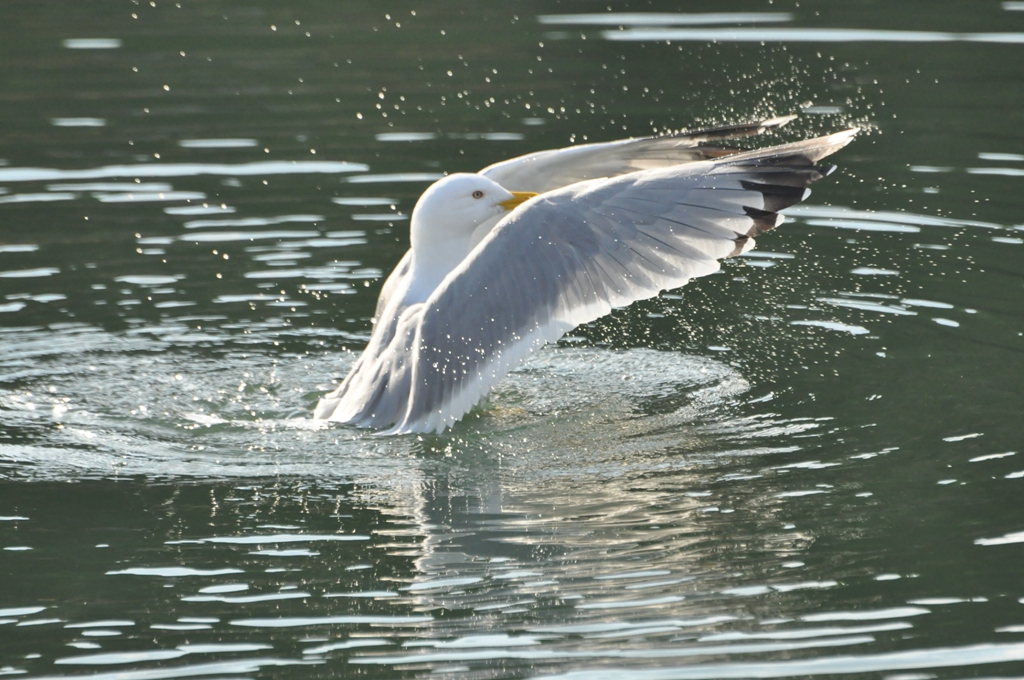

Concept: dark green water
[[2, 1, 1024, 678]]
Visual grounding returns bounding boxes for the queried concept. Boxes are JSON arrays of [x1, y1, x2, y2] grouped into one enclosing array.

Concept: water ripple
[[602, 27, 1024, 43], [539, 13, 792, 26], [350, 636, 875, 665], [0, 161, 368, 183], [533, 641, 1024, 680]]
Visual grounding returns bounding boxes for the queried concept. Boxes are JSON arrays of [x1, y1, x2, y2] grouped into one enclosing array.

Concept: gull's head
[[411, 173, 536, 249]]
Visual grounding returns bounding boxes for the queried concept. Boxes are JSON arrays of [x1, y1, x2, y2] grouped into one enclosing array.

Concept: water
[[2, 1, 1024, 678]]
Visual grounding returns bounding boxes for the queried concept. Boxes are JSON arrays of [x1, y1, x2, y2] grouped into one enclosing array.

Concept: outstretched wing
[[385, 129, 857, 433], [479, 115, 796, 194]]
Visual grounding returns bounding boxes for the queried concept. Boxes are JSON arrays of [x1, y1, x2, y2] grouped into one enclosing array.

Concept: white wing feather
[[480, 115, 796, 193]]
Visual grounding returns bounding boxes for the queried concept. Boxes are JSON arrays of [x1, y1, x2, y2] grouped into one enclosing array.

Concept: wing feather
[[479, 115, 796, 193]]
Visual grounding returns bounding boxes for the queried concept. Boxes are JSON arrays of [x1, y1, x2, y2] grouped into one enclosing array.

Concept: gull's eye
[[472, 190, 484, 199]]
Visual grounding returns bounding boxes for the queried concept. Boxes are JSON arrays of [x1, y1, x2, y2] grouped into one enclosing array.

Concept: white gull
[[315, 117, 858, 433]]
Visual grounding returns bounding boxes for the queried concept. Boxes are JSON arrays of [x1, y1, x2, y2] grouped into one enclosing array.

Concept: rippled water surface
[[3, 1, 1024, 678]]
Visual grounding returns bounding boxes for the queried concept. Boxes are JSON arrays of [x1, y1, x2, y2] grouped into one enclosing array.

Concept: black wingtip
[[743, 206, 783, 236]]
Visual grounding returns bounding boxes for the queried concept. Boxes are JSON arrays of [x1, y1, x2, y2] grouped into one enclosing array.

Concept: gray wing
[[479, 115, 796, 193], [386, 129, 857, 433]]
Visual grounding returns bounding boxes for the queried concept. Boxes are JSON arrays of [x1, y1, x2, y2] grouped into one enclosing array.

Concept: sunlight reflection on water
[[4, 2, 1024, 678]]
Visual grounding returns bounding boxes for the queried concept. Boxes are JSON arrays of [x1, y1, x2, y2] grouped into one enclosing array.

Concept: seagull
[[315, 116, 858, 434]]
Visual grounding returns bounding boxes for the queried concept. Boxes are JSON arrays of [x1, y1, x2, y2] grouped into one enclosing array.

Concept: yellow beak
[[499, 191, 538, 211]]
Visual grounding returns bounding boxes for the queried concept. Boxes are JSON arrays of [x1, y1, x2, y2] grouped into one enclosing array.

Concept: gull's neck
[[405, 213, 477, 305]]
